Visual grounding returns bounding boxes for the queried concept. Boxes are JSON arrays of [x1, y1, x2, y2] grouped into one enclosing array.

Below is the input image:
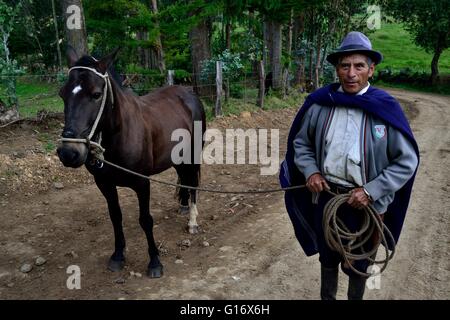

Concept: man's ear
[[67, 45, 79, 67], [368, 63, 375, 78], [97, 48, 121, 74]]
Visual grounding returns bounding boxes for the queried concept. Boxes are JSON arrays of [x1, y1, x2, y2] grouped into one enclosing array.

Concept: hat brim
[[326, 49, 383, 66]]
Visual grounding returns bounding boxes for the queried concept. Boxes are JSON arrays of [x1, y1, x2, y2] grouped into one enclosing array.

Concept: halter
[[58, 64, 115, 161]]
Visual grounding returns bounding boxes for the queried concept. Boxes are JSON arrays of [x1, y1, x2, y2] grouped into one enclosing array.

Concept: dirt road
[[0, 88, 448, 299]]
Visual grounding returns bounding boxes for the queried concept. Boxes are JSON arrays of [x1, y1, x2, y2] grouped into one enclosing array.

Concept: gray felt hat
[[326, 31, 383, 66]]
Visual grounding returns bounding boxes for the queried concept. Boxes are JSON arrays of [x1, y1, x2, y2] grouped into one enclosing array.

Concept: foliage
[[7, 0, 64, 71], [200, 49, 244, 83], [84, 0, 155, 71], [0, 0, 23, 110], [370, 23, 450, 74], [385, 0, 450, 80], [386, 0, 449, 54]]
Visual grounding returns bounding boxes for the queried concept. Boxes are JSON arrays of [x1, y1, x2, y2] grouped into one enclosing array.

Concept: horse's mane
[[75, 55, 124, 90]]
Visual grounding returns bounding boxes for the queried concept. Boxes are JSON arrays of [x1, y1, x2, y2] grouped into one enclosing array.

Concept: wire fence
[[0, 69, 274, 120]]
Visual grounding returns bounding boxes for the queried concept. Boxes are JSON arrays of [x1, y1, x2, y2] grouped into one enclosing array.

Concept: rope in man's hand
[[323, 190, 395, 277]]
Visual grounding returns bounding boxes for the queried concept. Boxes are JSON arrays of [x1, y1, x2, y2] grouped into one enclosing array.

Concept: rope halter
[[58, 65, 115, 159]]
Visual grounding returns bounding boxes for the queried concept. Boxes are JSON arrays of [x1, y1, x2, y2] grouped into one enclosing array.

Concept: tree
[[8, 0, 65, 71], [387, 0, 450, 84], [186, 0, 217, 97], [62, 0, 89, 56], [150, 0, 166, 73], [0, 0, 22, 116], [51, 0, 62, 69]]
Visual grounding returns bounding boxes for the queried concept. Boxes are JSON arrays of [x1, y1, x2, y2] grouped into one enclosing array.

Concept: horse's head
[[57, 47, 119, 168]]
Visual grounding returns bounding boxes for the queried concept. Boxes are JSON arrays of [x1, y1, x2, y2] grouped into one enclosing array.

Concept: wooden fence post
[[257, 60, 265, 108], [282, 68, 289, 99], [215, 61, 223, 117], [167, 70, 174, 85]]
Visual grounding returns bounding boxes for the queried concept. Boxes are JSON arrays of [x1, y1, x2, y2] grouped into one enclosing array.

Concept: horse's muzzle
[[57, 142, 88, 168]]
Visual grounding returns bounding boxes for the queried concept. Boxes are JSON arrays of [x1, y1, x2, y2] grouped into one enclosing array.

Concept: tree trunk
[[293, 14, 305, 88], [137, 30, 150, 69], [225, 21, 231, 50], [431, 48, 442, 85], [314, 32, 322, 89], [62, 0, 88, 56], [283, 9, 294, 95], [270, 21, 282, 90], [150, 0, 166, 73], [257, 60, 265, 108], [51, 0, 62, 69], [308, 45, 314, 87], [263, 20, 272, 73], [189, 19, 212, 97], [215, 61, 223, 117], [307, 9, 315, 90]]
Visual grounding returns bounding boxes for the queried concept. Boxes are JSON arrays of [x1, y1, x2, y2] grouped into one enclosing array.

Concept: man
[[279, 31, 419, 300]]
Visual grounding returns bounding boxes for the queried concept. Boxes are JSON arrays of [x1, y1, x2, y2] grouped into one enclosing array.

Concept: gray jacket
[[293, 103, 419, 213]]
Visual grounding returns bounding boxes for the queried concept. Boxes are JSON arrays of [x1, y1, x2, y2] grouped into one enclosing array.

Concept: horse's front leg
[[96, 179, 126, 272], [135, 181, 163, 278]]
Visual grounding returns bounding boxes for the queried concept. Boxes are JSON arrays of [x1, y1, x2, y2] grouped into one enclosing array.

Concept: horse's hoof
[[147, 265, 163, 278], [189, 225, 199, 234], [108, 258, 125, 272], [179, 205, 190, 215]]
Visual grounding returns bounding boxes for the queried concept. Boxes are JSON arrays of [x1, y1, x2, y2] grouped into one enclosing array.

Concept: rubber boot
[[320, 265, 339, 300], [347, 275, 367, 300]]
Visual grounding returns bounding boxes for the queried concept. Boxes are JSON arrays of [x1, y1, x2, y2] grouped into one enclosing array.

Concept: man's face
[[336, 54, 375, 94]]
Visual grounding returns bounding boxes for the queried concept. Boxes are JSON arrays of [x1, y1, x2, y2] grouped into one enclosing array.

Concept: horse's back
[[140, 85, 205, 124]]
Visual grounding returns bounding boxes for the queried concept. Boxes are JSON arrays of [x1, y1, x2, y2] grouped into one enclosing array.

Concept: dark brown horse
[[57, 47, 205, 278]]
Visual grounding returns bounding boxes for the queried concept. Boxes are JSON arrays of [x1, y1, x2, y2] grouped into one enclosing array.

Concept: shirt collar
[[338, 82, 370, 96]]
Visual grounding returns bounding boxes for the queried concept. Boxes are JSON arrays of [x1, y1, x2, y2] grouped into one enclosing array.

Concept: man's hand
[[347, 187, 371, 209], [306, 173, 330, 193]]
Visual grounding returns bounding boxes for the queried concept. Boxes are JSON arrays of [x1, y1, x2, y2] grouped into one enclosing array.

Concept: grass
[[368, 22, 450, 95], [1, 77, 305, 122], [202, 88, 305, 122], [370, 23, 450, 74], [375, 80, 450, 96], [0, 78, 63, 118], [36, 132, 57, 153]]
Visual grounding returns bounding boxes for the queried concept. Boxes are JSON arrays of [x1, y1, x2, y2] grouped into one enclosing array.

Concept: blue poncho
[[279, 83, 420, 255]]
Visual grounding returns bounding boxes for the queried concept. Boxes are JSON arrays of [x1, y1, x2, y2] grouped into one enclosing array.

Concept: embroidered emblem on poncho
[[374, 125, 386, 139]]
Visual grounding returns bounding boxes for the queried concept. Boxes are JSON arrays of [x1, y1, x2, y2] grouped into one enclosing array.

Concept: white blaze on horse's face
[[72, 85, 82, 95]]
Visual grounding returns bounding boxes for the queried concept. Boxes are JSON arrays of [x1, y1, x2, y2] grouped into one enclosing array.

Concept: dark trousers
[[315, 190, 371, 300]]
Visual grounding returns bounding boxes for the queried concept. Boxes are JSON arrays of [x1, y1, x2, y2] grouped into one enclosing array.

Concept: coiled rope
[[323, 193, 395, 277]]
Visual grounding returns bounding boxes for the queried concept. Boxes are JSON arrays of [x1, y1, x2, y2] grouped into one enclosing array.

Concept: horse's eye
[[92, 92, 102, 100]]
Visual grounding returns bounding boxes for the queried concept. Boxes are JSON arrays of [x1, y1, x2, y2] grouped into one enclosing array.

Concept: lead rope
[[97, 156, 394, 277]]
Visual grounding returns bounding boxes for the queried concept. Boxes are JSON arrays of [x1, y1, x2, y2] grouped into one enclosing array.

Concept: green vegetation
[[203, 89, 305, 122], [0, 79, 63, 118], [375, 80, 450, 96], [371, 23, 450, 74], [371, 23, 450, 95], [37, 131, 57, 153]]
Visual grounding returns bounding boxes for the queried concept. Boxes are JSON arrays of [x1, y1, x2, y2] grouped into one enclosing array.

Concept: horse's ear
[[98, 47, 121, 74], [66, 45, 79, 67]]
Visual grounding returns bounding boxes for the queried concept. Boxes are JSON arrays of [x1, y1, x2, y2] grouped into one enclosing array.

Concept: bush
[[229, 83, 244, 99]]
